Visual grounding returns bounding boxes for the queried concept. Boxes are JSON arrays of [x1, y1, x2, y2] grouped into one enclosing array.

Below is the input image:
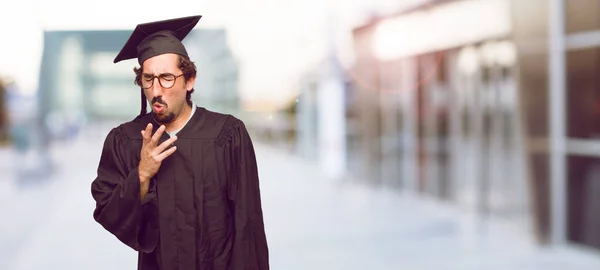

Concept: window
[[567, 155, 600, 249], [566, 47, 600, 139], [566, 0, 600, 34]]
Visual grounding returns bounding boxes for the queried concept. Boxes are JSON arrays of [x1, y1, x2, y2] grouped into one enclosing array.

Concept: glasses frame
[[141, 73, 184, 89]]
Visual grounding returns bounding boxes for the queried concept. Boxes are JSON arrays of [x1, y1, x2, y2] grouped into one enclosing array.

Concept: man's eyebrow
[[143, 72, 174, 76]]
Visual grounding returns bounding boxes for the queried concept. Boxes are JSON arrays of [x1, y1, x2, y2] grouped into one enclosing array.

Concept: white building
[[39, 29, 240, 125]]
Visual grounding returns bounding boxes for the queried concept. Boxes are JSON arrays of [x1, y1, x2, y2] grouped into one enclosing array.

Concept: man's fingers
[[142, 123, 152, 144], [155, 136, 178, 154], [150, 125, 166, 145], [154, 145, 177, 162]]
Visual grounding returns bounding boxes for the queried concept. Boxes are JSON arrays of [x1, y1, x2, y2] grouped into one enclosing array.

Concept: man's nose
[[151, 78, 163, 97]]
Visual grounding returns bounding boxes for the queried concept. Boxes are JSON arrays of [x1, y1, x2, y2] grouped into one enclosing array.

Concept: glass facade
[[353, 15, 527, 215], [568, 155, 600, 248], [565, 0, 600, 34], [566, 47, 600, 139], [350, 0, 600, 251], [565, 0, 600, 250]]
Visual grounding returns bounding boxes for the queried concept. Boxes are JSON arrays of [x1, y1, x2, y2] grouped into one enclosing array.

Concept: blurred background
[[3, 0, 600, 269]]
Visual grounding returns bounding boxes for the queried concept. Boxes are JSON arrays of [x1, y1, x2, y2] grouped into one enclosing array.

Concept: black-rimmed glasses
[[141, 73, 184, 89]]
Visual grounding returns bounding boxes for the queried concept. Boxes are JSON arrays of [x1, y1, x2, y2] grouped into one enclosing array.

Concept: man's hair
[[133, 55, 197, 107]]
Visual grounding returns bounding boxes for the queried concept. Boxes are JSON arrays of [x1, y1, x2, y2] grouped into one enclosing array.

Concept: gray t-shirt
[[166, 103, 196, 138]]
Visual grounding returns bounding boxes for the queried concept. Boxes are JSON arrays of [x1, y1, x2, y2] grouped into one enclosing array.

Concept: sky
[[0, 0, 424, 109]]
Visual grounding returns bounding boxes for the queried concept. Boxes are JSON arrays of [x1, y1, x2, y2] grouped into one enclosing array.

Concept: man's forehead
[[141, 53, 181, 72]]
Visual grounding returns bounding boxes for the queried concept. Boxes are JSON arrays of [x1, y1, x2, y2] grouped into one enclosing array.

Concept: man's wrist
[[139, 170, 150, 184], [140, 179, 150, 201]]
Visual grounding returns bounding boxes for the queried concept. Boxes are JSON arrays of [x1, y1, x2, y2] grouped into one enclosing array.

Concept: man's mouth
[[153, 104, 165, 113]]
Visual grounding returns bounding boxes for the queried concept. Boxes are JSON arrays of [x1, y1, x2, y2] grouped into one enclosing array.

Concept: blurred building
[[559, 0, 600, 252], [0, 79, 7, 144], [351, 0, 523, 219], [344, 0, 600, 252], [38, 28, 240, 132], [184, 29, 241, 116], [295, 55, 356, 179]]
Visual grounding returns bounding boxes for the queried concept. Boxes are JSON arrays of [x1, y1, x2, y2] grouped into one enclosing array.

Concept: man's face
[[142, 53, 195, 124]]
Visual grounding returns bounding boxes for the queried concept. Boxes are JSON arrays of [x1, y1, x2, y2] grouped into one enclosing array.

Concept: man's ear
[[185, 76, 196, 91]]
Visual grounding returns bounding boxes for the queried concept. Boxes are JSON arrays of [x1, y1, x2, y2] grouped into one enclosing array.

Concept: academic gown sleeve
[[90, 126, 159, 253], [222, 118, 270, 269]]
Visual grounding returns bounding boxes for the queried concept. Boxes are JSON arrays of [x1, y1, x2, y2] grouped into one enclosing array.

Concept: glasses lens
[[160, 74, 176, 88], [142, 74, 154, 89]]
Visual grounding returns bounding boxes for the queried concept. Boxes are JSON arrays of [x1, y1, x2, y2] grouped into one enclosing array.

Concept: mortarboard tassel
[[140, 90, 147, 116]]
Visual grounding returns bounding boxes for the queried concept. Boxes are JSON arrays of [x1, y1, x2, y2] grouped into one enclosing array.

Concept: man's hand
[[138, 123, 178, 185]]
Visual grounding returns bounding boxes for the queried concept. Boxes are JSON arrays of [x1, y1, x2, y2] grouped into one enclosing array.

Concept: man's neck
[[164, 103, 193, 133]]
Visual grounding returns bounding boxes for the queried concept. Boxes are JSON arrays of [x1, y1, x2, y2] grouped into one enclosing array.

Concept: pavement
[[1, 124, 600, 269]]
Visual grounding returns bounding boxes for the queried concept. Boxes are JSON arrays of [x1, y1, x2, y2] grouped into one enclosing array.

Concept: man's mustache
[[151, 97, 167, 106]]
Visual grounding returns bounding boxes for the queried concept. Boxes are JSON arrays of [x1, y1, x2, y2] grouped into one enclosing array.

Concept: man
[[90, 15, 269, 270]]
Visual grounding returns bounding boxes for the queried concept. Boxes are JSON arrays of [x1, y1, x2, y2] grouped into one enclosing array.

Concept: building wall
[[40, 29, 240, 125], [185, 30, 240, 115], [511, 0, 600, 249], [350, 24, 384, 185], [510, 0, 552, 245], [562, 0, 600, 250], [348, 0, 600, 251], [350, 0, 536, 240]]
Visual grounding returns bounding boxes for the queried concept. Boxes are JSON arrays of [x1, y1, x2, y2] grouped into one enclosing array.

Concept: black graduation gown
[[90, 106, 269, 270]]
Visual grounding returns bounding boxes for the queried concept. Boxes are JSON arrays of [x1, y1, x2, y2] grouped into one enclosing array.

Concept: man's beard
[[151, 96, 175, 124], [154, 111, 176, 124]]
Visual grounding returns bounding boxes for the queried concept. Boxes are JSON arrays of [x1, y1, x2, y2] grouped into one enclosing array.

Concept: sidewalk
[[0, 145, 63, 270], [2, 129, 600, 269], [247, 143, 600, 270]]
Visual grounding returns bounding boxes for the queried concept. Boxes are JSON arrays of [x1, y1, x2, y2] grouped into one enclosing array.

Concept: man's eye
[[143, 75, 153, 81], [161, 75, 175, 81]]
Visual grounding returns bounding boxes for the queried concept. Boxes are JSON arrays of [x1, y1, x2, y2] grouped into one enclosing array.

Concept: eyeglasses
[[141, 73, 184, 89]]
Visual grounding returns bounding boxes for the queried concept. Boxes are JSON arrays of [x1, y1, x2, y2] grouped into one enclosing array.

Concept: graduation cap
[[114, 15, 202, 64], [113, 15, 202, 116]]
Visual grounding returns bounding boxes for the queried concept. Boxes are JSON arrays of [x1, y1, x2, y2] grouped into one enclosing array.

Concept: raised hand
[[138, 123, 178, 184]]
